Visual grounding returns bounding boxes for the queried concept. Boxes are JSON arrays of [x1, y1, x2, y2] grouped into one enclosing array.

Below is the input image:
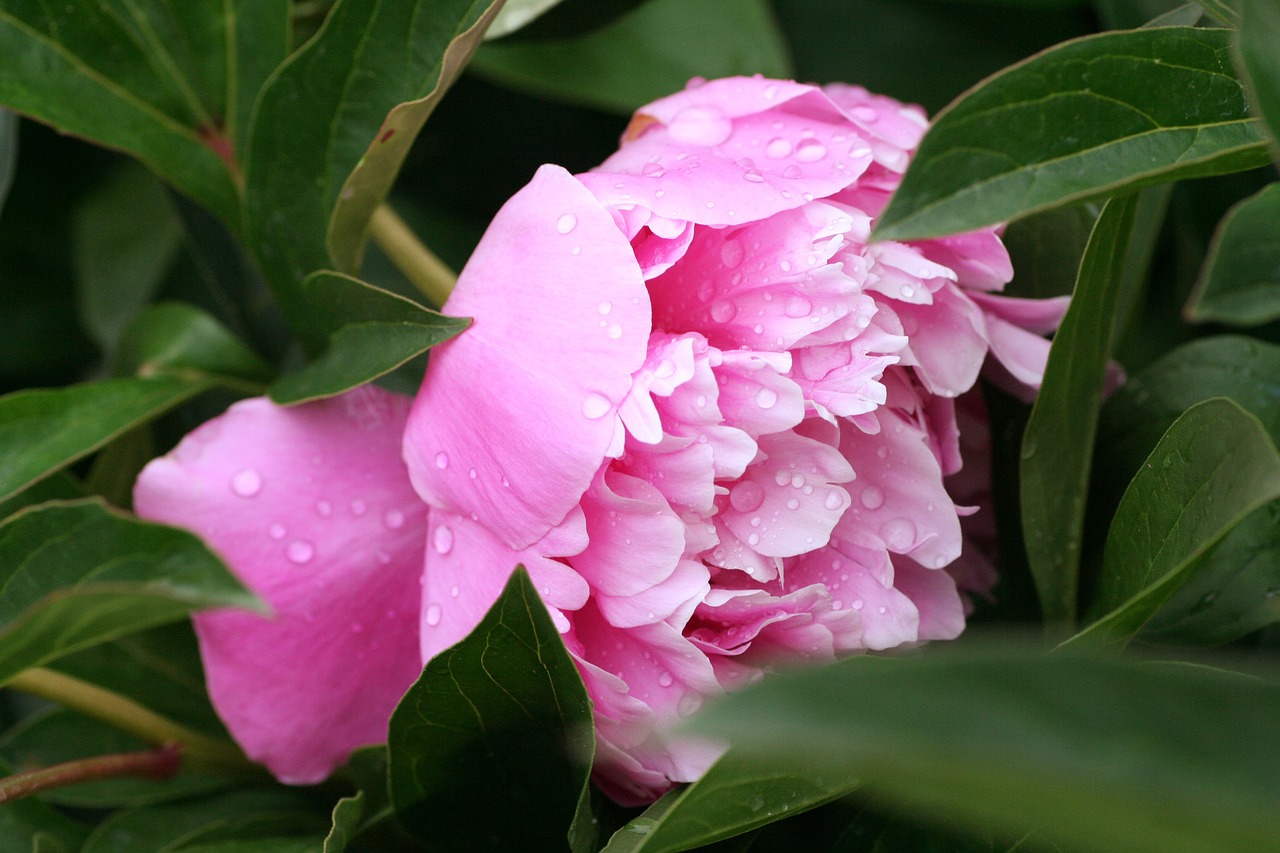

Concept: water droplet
[[775, 470, 791, 487], [384, 509, 405, 530], [425, 604, 442, 627], [695, 394, 708, 408], [668, 105, 733, 146], [230, 469, 262, 497], [349, 499, 367, 516], [749, 515, 762, 528], [286, 540, 315, 565], [756, 388, 779, 409], [469, 467, 478, 480], [658, 671, 674, 688], [742, 168, 766, 183], [710, 299, 737, 323], [642, 162, 665, 177], [881, 517, 916, 551], [852, 106, 878, 123], [451, 585, 460, 598], [720, 240, 745, 269], [786, 497, 800, 510], [678, 693, 703, 717], [433, 524, 454, 555], [765, 137, 793, 159], [825, 490, 847, 511], [572, 245, 581, 255], [782, 165, 802, 179], [582, 392, 612, 420], [900, 284, 915, 299], [878, 606, 887, 615], [598, 300, 612, 315], [434, 451, 449, 469], [860, 486, 886, 510], [730, 481, 765, 512], [747, 532, 761, 546], [556, 213, 577, 234], [852, 599, 864, 610], [784, 296, 812, 318], [790, 473, 806, 489], [607, 324, 623, 339], [268, 523, 287, 540], [795, 139, 827, 162]]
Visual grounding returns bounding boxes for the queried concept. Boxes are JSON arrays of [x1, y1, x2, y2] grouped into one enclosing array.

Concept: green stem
[[6, 668, 262, 778], [368, 204, 458, 307], [0, 744, 181, 804]]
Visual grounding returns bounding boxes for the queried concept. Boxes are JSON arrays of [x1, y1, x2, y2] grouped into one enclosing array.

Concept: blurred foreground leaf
[[682, 644, 1280, 853], [387, 568, 593, 852], [0, 499, 257, 685], [1185, 182, 1280, 326], [875, 27, 1271, 240], [1236, 0, 1280, 155]]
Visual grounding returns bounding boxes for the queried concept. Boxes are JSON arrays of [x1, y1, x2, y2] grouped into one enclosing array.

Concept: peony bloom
[[135, 76, 1066, 801]]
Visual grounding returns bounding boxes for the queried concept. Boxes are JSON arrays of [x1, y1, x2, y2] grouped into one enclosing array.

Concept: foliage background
[[1, 0, 1279, 850]]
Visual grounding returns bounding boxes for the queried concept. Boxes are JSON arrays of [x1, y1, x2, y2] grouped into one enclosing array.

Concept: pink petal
[[404, 164, 650, 550], [892, 556, 965, 641], [133, 388, 425, 784], [892, 283, 989, 398], [914, 229, 1014, 292]]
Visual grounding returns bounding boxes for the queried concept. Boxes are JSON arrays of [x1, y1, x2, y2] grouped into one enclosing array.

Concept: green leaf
[[1001, 203, 1099, 299], [116, 302, 273, 387], [0, 498, 258, 685], [80, 789, 328, 853], [1237, 0, 1280, 158], [0, 756, 89, 853], [1199, 0, 1242, 26], [178, 839, 325, 853], [0, 472, 86, 522], [469, 0, 793, 114], [486, 0, 650, 41], [486, 0, 565, 39], [226, 1, 290, 164], [1068, 398, 1280, 647], [682, 645, 1280, 853], [387, 567, 594, 852], [0, 108, 15, 217], [1186, 182, 1280, 326], [0, 1, 246, 223], [73, 162, 183, 353], [601, 752, 858, 853], [322, 791, 365, 853], [0, 377, 208, 503], [267, 272, 468, 405], [243, 0, 503, 337], [0, 707, 231, 807], [1020, 193, 1138, 627], [874, 27, 1272, 240]]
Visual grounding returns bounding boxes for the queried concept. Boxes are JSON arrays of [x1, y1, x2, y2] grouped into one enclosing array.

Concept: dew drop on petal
[[852, 599, 864, 610], [710, 299, 737, 323], [784, 296, 812, 318], [598, 301, 612, 315], [755, 387, 778, 409], [852, 106, 879, 123], [315, 500, 333, 517], [268, 523, 287, 540], [860, 486, 886, 510], [824, 489, 847, 511], [230, 469, 262, 497], [434, 451, 449, 469], [469, 467, 478, 480], [668, 105, 733, 146], [786, 497, 800, 510], [556, 213, 577, 234], [900, 284, 915, 299], [765, 137, 793, 159], [747, 532, 761, 546], [729, 480, 765, 512], [642, 162, 666, 177], [432, 524, 454, 555], [782, 165, 802, 179], [795, 139, 827, 162], [881, 517, 917, 551], [384, 509, 405, 530], [349, 499, 367, 516], [582, 392, 613, 420], [286, 540, 315, 565], [774, 470, 792, 487], [607, 324, 623, 339], [720, 239, 745, 269], [658, 671, 674, 687], [450, 585, 460, 598], [425, 603, 442, 627]]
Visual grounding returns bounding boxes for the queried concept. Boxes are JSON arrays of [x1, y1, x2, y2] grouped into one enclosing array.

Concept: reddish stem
[[0, 743, 182, 804]]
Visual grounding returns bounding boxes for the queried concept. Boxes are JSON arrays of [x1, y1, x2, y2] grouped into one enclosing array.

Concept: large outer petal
[[404, 165, 651, 550], [133, 388, 425, 784]]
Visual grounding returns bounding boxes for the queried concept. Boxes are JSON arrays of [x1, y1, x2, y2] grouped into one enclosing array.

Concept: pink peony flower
[[135, 76, 1066, 801]]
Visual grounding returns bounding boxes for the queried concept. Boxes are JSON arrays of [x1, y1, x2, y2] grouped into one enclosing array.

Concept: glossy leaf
[[1069, 399, 1280, 647], [268, 272, 469, 404], [486, 0, 651, 41], [0, 377, 208, 503], [601, 751, 858, 853], [874, 27, 1271, 240], [1237, 0, 1280, 156], [469, 0, 792, 114], [0, 498, 258, 685], [387, 567, 594, 852], [486, 0, 566, 39], [115, 302, 272, 387], [0, 1, 247, 223], [80, 789, 328, 853], [243, 0, 503, 335], [0, 707, 230, 807], [1020, 194, 1138, 626], [1186, 182, 1280, 326], [683, 645, 1280, 853], [322, 791, 365, 853]]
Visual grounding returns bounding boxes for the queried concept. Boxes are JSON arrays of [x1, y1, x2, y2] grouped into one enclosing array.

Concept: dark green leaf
[[80, 789, 328, 853], [1199, 0, 1242, 26], [470, 0, 793, 114], [116, 302, 273, 387], [0, 1, 244, 222], [1020, 194, 1138, 627], [0, 472, 86, 522], [268, 272, 468, 405], [73, 162, 182, 352], [1236, 0, 1280, 155], [601, 751, 858, 852], [85, 426, 155, 509], [227, 1, 290, 164], [1001, 203, 1099, 300], [682, 645, 1280, 853], [0, 377, 208, 503], [0, 498, 258, 685], [1186, 182, 1280, 325], [243, 0, 503, 337], [0, 108, 15, 217], [0, 756, 89, 853], [1069, 398, 1280, 647], [0, 707, 231, 807], [875, 27, 1271, 240], [387, 567, 593, 851], [321, 791, 365, 853], [179, 840, 325, 853]]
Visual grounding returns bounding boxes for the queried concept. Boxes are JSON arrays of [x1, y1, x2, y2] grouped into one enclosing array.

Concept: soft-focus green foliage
[[0, 0, 1279, 849]]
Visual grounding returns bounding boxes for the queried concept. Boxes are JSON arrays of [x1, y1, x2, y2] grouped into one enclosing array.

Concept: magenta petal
[[133, 389, 425, 784], [404, 164, 651, 550]]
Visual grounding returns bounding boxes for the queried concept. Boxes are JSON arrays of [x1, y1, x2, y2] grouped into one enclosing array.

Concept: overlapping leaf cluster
[[1, 1, 1279, 850]]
